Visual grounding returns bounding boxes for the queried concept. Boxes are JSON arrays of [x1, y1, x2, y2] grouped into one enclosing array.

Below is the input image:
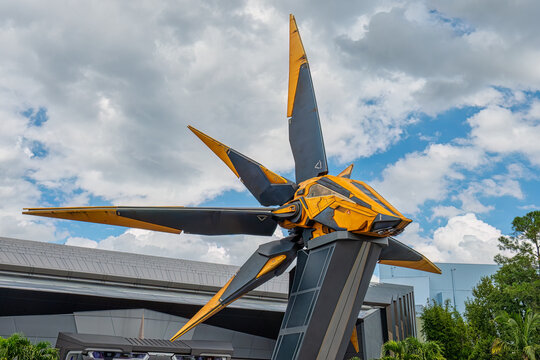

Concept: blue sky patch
[[29, 140, 48, 158], [21, 107, 49, 127], [428, 9, 474, 36]]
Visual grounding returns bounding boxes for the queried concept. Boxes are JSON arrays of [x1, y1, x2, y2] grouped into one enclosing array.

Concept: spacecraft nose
[[371, 213, 411, 235]]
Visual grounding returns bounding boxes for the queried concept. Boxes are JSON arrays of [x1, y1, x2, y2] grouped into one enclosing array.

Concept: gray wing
[[287, 15, 328, 183], [23, 206, 278, 236]]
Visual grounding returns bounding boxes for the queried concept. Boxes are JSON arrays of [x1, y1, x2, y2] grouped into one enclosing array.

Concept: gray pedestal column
[[271, 232, 385, 360]]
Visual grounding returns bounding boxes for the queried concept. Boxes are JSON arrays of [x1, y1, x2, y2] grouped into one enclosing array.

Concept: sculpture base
[[271, 234, 383, 360]]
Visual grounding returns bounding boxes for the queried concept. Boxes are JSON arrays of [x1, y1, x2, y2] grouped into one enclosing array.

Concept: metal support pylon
[[271, 232, 385, 360]]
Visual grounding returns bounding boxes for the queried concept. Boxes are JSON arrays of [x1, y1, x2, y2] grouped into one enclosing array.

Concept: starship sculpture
[[24, 15, 441, 360]]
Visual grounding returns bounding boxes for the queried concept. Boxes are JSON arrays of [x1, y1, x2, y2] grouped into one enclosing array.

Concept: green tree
[[0, 333, 31, 360], [495, 210, 540, 273], [465, 211, 540, 359], [0, 333, 58, 360], [465, 255, 539, 348], [27, 341, 59, 360], [491, 310, 540, 360], [380, 337, 445, 360], [420, 300, 472, 360]]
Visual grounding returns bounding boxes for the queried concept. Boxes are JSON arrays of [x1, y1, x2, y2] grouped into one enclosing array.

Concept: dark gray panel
[[289, 64, 328, 182], [192, 323, 234, 342], [295, 250, 308, 279], [362, 309, 384, 360], [379, 237, 423, 262], [228, 150, 297, 206], [351, 182, 396, 215], [285, 291, 315, 328], [371, 214, 402, 231], [74, 313, 115, 336], [220, 237, 300, 303], [111, 316, 144, 337], [14, 314, 76, 337], [0, 316, 16, 336], [313, 207, 346, 231], [257, 236, 301, 257], [117, 207, 278, 236], [306, 231, 377, 251], [350, 196, 372, 209], [298, 247, 330, 291], [220, 251, 268, 302], [273, 333, 302, 360]]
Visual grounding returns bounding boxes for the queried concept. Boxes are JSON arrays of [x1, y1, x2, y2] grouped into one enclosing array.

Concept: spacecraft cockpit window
[[306, 184, 333, 197], [306, 184, 354, 203]]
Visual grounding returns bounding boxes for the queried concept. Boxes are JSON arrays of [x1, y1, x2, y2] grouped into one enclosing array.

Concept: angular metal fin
[[287, 15, 328, 182], [23, 206, 278, 236], [170, 236, 300, 341], [22, 206, 180, 234], [189, 126, 297, 206], [337, 164, 354, 179], [287, 14, 308, 118], [378, 237, 442, 274], [170, 275, 235, 341], [220, 236, 300, 302]]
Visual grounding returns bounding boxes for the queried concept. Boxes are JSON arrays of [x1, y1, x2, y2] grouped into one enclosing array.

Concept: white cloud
[[430, 205, 463, 220], [518, 204, 539, 211], [468, 105, 540, 165], [430, 213, 503, 263], [449, 171, 524, 215], [454, 189, 494, 214], [371, 143, 485, 214], [65, 227, 285, 265], [401, 213, 504, 264], [337, 2, 540, 114], [65, 237, 99, 249]]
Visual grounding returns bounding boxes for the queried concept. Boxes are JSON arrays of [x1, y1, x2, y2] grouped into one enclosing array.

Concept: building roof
[[0, 236, 413, 310], [0, 236, 287, 297]]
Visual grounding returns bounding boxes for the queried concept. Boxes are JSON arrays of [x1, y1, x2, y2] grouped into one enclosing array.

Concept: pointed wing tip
[[337, 164, 354, 178], [289, 15, 299, 33], [188, 126, 217, 143], [379, 258, 442, 275], [187, 125, 202, 136], [287, 14, 309, 118], [169, 328, 189, 342], [22, 208, 52, 216], [188, 125, 207, 141], [169, 276, 235, 341], [418, 255, 442, 274], [431, 263, 442, 274], [379, 238, 442, 274]]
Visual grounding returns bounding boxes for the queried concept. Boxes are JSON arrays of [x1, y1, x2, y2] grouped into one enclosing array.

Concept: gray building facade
[[379, 262, 500, 314], [0, 237, 417, 359]]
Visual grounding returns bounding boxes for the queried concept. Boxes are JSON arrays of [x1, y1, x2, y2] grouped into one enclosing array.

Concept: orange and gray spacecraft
[[24, 15, 440, 360]]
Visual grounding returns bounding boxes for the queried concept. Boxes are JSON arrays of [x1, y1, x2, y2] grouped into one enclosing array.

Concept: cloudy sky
[[1, 0, 539, 267]]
